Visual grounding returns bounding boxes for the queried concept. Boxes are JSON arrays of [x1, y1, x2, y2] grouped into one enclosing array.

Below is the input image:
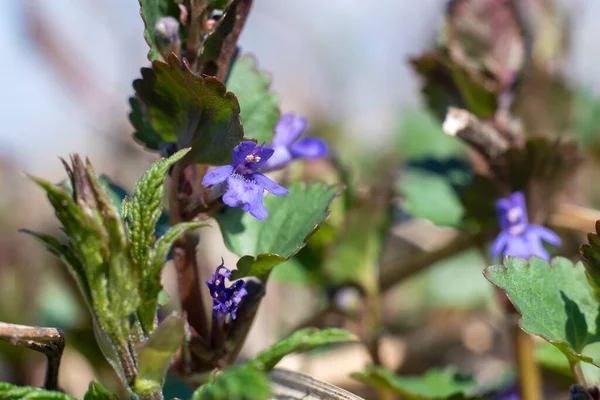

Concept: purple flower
[[490, 384, 519, 400], [262, 113, 328, 171], [206, 261, 247, 320], [202, 141, 289, 220], [491, 192, 561, 261]]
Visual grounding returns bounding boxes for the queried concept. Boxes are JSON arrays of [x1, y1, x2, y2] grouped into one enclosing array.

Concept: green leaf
[[138, 221, 208, 329], [399, 170, 465, 227], [351, 365, 478, 400], [397, 110, 466, 160], [128, 148, 189, 274], [250, 328, 358, 372], [216, 182, 341, 281], [324, 200, 388, 293], [226, 55, 280, 144], [83, 381, 118, 400], [131, 54, 243, 164], [138, 0, 180, 61], [231, 254, 286, 282], [410, 52, 497, 120], [192, 365, 271, 400], [0, 382, 76, 400], [580, 220, 600, 304], [129, 97, 163, 151], [484, 257, 600, 366], [135, 315, 185, 395]]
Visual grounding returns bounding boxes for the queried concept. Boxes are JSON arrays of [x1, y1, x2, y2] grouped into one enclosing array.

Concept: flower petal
[[202, 165, 234, 185], [232, 141, 258, 166], [290, 136, 329, 159], [251, 144, 275, 170], [503, 235, 533, 260], [222, 174, 272, 221], [253, 173, 289, 196], [491, 231, 509, 259], [248, 198, 268, 220], [528, 224, 562, 247], [261, 145, 294, 171], [273, 113, 307, 147]]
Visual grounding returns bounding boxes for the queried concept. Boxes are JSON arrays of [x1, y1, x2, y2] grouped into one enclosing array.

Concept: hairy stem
[[170, 162, 209, 340], [0, 322, 65, 390]]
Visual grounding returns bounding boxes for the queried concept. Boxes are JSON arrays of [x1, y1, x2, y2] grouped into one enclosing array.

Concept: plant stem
[[0, 322, 65, 390], [170, 162, 209, 340], [513, 325, 542, 400], [570, 360, 587, 386]]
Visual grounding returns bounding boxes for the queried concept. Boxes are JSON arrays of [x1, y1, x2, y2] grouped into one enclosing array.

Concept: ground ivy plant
[[4, 1, 600, 400]]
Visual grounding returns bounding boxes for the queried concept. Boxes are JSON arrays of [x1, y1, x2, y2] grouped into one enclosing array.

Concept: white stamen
[[245, 154, 261, 163], [507, 207, 522, 223]]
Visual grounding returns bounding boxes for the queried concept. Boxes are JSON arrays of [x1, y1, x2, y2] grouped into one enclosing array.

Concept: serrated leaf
[[216, 182, 341, 280], [351, 366, 478, 400], [129, 97, 164, 151], [485, 257, 600, 366], [138, 221, 208, 329], [128, 148, 189, 273], [250, 328, 358, 372], [135, 315, 185, 395], [226, 55, 280, 144], [131, 54, 243, 163], [580, 220, 600, 303], [399, 169, 465, 227], [198, 0, 253, 80], [192, 365, 271, 400], [0, 382, 76, 400], [139, 0, 180, 61], [83, 381, 118, 400]]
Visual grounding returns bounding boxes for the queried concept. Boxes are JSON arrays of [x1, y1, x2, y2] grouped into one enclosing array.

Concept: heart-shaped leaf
[[352, 365, 478, 400], [131, 54, 243, 164], [226, 55, 280, 144], [216, 182, 341, 281], [485, 257, 600, 366], [250, 328, 359, 372]]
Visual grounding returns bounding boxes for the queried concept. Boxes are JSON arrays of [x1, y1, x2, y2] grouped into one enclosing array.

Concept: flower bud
[[154, 17, 181, 59]]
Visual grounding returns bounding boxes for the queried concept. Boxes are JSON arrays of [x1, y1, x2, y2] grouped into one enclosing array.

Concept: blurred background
[[0, 0, 599, 398]]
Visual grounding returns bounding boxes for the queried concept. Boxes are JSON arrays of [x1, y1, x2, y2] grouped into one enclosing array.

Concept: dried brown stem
[[443, 107, 509, 160], [0, 322, 65, 390]]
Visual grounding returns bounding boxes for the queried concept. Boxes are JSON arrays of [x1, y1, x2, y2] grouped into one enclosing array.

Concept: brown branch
[[378, 232, 491, 293], [0, 322, 65, 390], [443, 107, 509, 160]]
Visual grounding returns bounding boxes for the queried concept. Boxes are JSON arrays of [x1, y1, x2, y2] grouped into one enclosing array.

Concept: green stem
[[570, 359, 587, 386], [513, 326, 542, 400]]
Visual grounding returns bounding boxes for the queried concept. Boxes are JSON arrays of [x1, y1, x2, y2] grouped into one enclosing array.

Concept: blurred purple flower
[[262, 113, 328, 171], [490, 384, 519, 400], [206, 261, 247, 320], [202, 141, 289, 220], [491, 191, 561, 261]]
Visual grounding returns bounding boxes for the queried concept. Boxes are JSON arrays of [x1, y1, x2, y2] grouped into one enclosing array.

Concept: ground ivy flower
[[206, 261, 247, 320], [262, 113, 328, 171], [491, 191, 561, 261], [202, 141, 289, 220]]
